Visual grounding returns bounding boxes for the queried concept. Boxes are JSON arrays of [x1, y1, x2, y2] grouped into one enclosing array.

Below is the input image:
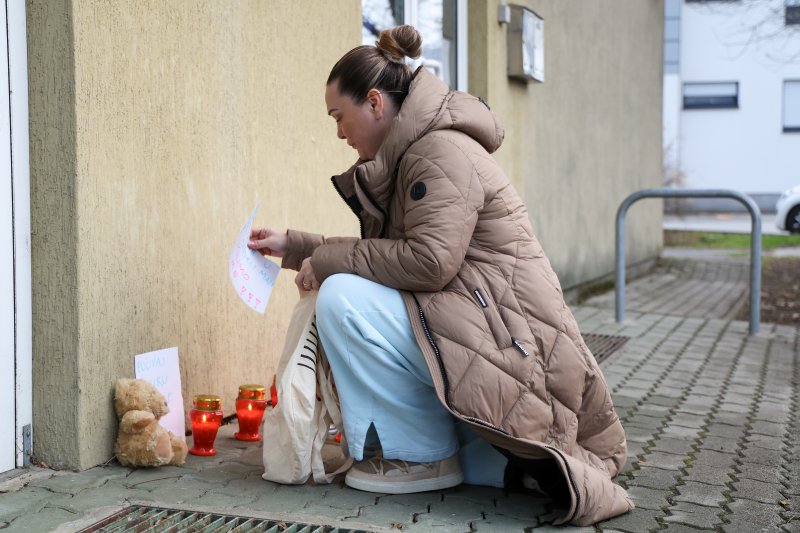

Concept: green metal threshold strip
[[582, 333, 630, 363], [78, 505, 373, 533]]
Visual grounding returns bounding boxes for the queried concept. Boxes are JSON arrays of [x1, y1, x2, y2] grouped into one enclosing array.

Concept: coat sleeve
[[311, 142, 484, 292], [281, 229, 358, 271]]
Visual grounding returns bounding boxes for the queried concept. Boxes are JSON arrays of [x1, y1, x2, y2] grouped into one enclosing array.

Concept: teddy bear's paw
[[168, 433, 188, 466], [151, 431, 174, 464]]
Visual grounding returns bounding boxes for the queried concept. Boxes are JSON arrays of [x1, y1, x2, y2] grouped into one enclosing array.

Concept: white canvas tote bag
[[262, 290, 349, 484]]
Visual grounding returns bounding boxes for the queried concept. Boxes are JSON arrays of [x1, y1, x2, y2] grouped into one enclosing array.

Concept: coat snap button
[[410, 181, 426, 200]]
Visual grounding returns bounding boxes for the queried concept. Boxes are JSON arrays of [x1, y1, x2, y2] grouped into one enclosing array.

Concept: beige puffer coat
[[281, 68, 633, 525]]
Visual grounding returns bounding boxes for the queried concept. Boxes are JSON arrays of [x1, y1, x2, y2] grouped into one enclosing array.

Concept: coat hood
[[393, 66, 504, 154], [334, 67, 505, 211]]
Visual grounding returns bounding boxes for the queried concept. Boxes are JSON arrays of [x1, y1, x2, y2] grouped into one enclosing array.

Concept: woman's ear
[[366, 88, 384, 119]]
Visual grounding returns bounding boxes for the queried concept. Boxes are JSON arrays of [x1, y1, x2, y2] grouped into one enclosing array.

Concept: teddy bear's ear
[[114, 378, 133, 396], [114, 378, 136, 417], [136, 379, 163, 400]]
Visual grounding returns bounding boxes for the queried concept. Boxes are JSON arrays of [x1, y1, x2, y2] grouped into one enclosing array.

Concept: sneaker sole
[[344, 471, 464, 494]]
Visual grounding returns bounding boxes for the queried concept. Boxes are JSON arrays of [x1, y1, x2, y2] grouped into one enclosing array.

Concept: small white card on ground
[[134, 347, 186, 442]]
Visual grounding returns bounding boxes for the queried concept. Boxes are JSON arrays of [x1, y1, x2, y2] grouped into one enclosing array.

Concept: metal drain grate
[[583, 333, 630, 363], [78, 505, 372, 533]]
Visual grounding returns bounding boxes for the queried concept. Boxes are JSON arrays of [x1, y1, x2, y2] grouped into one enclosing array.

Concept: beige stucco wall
[[469, 0, 664, 289], [28, 0, 663, 470], [28, 0, 361, 470]]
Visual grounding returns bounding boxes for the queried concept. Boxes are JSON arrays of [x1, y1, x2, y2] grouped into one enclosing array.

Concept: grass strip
[[664, 230, 800, 250]]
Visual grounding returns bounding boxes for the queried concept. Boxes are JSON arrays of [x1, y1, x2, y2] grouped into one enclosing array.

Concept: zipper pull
[[512, 338, 530, 357]]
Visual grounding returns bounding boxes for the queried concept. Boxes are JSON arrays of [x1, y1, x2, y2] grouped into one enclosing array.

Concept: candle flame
[[202, 413, 207, 423], [248, 403, 252, 411]]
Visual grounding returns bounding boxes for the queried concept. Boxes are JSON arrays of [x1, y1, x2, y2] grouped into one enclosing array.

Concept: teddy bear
[[113, 378, 188, 467]]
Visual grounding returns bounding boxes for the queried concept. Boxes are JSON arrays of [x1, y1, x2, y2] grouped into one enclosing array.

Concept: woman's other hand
[[295, 257, 319, 291], [248, 227, 287, 258]]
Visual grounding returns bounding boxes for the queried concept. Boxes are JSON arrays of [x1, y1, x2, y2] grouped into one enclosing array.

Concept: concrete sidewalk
[[1, 257, 798, 532]]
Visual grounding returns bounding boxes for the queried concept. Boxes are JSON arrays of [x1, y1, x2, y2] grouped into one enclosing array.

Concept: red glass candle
[[235, 384, 267, 441], [270, 375, 278, 408], [189, 394, 223, 456]]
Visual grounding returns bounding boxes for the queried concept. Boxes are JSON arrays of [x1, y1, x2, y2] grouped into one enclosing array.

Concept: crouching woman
[[249, 25, 633, 526]]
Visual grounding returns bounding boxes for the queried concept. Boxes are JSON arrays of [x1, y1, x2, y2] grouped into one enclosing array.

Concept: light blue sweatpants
[[315, 273, 508, 487]]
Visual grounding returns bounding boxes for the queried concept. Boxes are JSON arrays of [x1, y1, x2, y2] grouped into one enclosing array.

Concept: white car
[[776, 184, 800, 234]]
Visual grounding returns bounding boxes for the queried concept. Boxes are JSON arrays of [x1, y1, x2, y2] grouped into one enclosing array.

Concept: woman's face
[[325, 81, 395, 161]]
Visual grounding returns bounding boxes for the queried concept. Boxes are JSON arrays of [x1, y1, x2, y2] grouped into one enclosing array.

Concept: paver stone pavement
[[1, 252, 798, 532]]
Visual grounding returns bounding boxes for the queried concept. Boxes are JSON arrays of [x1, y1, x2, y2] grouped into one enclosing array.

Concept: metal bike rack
[[616, 188, 762, 335]]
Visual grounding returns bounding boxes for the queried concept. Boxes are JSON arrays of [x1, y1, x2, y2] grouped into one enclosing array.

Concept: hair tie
[[376, 44, 405, 64]]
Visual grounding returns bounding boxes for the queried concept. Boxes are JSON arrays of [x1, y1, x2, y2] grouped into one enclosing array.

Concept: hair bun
[[376, 25, 422, 63]]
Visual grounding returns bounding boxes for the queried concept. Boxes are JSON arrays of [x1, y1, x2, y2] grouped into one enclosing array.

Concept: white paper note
[[230, 204, 281, 314], [134, 347, 186, 442]]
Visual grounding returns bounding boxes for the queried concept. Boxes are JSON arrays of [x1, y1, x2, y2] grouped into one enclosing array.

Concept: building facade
[[663, 0, 800, 212], [3, 0, 663, 472]]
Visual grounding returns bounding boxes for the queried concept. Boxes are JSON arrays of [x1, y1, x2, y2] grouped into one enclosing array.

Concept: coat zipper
[[413, 295, 510, 436], [331, 155, 406, 240], [413, 295, 451, 406], [461, 415, 510, 435], [330, 176, 366, 238], [354, 171, 390, 238]]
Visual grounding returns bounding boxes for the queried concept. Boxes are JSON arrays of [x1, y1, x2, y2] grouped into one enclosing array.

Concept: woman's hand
[[248, 227, 287, 258], [295, 257, 319, 292]]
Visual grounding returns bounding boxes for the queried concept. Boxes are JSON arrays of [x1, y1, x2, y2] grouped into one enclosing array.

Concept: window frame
[[404, 0, 468, 91], [786, 1, 800, 26], [363, 0, 468, 92], [682, 81, 739, 110], [783, 79, 800, 133]]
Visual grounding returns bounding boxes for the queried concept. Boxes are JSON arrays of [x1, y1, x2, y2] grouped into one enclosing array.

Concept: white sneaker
[[345, 454, 463, 494]]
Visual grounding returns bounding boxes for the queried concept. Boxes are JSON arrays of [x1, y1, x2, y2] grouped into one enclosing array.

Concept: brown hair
[[327, 25, 422, 109]]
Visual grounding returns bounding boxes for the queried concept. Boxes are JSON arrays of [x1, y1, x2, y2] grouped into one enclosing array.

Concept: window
[[362, 0, 468, 91], [663, 0, 681, 74], [784, 80, 800, 132], [683, 82, 739, 109], [787, 0, 800, 25]]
